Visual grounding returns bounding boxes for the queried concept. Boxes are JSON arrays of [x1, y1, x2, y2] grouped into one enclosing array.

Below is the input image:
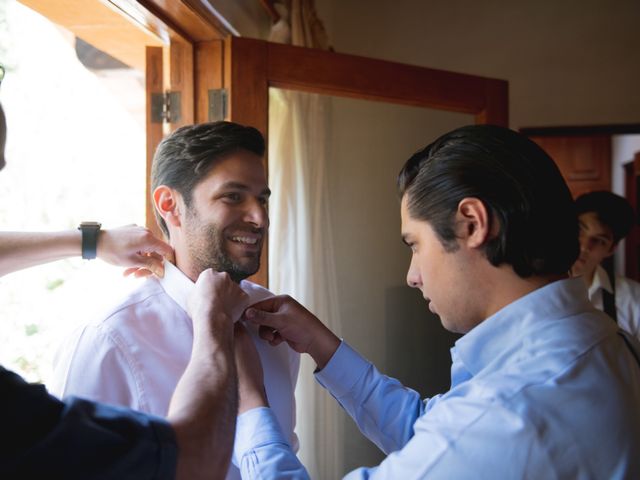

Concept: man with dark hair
[[571, 190, 640, 339], [52, 122, 300, 480], [232, 125, 639, 478], [0, 101, 246, 479]]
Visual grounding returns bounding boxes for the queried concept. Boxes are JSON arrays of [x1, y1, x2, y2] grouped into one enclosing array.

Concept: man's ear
[[153, 185, 183, 229], [456, 197, 491, 249]]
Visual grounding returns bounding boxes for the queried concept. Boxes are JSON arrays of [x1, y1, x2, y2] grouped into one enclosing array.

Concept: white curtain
[[268, 2, 343, 478]]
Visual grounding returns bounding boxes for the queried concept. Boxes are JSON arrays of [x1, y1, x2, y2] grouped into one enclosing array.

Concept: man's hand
[[170, 269, 241, 480], [244, 295, 341, 370], [97, 225, 174, 278], [234, 323, 268, 414], [188, 269, 250, 330]]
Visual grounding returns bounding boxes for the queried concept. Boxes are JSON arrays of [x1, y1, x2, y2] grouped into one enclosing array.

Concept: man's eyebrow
[[219, 182, 271, 197], [219, 181, 249, 191]]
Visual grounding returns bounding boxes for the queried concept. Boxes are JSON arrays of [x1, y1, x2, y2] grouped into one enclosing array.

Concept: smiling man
[[51, 122, 299, 480]]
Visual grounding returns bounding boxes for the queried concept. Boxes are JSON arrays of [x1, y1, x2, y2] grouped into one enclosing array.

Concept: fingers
[[256, 326, 284, 346], [244, 307, 284, 331], [122, 252, 164, 278], [247, 295, 286, 313], [147, 234, 173, 257], [122, 267, 154, 278], [123, 267, 138, 277], [142, 251, 165, 277]]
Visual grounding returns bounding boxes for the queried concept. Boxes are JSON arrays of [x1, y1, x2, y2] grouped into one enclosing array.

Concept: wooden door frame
[[224, 36, 509, 286]]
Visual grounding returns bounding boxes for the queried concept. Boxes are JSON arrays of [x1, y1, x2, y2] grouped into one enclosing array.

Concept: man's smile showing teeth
[[230, 235, 259, 245]]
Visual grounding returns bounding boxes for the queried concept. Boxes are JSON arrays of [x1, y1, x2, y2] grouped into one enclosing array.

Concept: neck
[[170, 234, 199, 282], [479, 265, 566, 321], [571, 265, 596, 287]]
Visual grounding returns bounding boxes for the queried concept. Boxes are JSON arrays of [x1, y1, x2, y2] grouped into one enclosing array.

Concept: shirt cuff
[[314, 341, 371, 398], [233, 407, 290, 467]]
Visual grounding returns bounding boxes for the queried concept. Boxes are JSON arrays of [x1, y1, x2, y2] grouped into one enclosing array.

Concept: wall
[[325, 95, 470, 473], [317, 0, 640, 129], [612, 134, 640, 273]]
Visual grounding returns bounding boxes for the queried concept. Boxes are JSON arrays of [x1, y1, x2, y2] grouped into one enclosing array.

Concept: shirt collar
[[157, 260, 273, 314], [589, 264, 613, 297], [453, 277, 593, 377], [158, 260, 193, 313]]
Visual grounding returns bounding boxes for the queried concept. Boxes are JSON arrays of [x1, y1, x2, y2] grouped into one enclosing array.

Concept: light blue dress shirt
[[234, 278, 640, 478]]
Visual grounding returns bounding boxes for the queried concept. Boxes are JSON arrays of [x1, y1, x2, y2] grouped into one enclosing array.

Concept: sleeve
[[233, 407, 310, 480], [314, 341, 426, 454], [51, 323, 146, 410], [1, 367, 177, 479]]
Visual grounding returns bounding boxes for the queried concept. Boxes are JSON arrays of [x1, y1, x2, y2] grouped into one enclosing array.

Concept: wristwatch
[[78, 221, 102, 260]]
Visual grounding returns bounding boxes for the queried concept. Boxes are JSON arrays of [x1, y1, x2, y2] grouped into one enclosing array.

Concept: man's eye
[[258, 197, 268, 206], [224, 193, 242, 202]]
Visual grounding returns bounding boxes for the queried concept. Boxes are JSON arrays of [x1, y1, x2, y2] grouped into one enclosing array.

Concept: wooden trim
[[168, 36, 195, 129], [194, 40, 224, 124], [20, 0, 164, 71], [475, 77, 509, 126], [225, 37, 269, 287], [265, 41, 508, 123], [521, 124, 640, 137], [145, 46, 164, 237], [137, 0, 235, 41]]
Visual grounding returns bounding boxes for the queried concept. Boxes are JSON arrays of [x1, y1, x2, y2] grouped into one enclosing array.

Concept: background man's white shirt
[[588, 264, 640, 340], [51, 261, 299, 480]]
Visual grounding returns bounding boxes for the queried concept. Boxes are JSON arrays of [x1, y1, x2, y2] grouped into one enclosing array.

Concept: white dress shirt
[[588, 264, 640, 340], [51, 261, 299, 480], [233, 278, 640, 479]]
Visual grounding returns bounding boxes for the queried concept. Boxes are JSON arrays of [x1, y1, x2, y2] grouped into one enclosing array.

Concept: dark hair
[[575, 190, 636, 244], [151, 121, 265, 237], [397, 124, 579, 278]]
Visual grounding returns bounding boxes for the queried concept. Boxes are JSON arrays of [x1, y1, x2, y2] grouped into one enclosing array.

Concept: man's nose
[[244, 199, 268, 228], [406, 261, 422, 289]]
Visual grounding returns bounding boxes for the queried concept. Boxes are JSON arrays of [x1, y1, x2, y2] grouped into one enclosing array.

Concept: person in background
[[0, 101, 245, 479], [570, 190, 640, 339], [233, 125, 640, 479]]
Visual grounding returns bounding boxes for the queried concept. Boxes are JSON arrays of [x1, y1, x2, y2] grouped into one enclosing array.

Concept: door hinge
[[151, 91, 181, 124], [208, 89, 227, 122]]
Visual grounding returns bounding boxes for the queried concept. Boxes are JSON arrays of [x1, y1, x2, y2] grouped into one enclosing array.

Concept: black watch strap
[[78, 222, 102, 260]]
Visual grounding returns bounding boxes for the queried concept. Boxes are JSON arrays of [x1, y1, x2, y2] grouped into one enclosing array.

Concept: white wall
[[612, 134, 640, 273], [325, 96, 471, 473]]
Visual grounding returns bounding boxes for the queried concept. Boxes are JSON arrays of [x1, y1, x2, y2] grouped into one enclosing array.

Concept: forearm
[[169, 318, 238, 480], [316, 342, 425, 454], [0, 231, 81, 276]]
